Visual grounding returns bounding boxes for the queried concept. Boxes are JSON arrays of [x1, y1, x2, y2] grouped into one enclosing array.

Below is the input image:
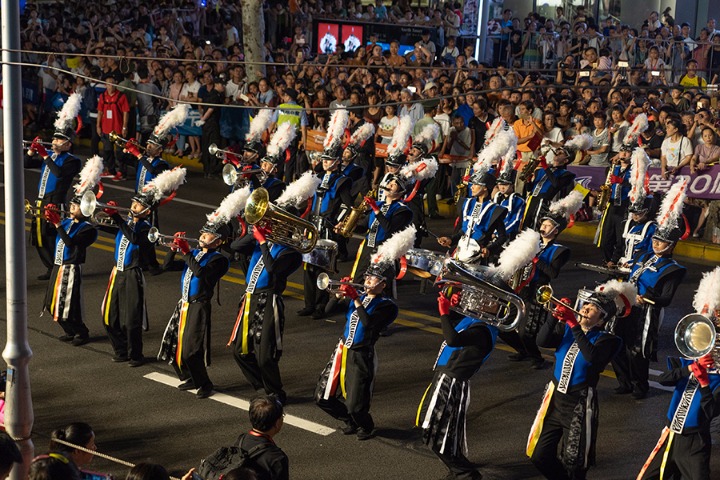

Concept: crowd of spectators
[[6, 0, 720, 243]]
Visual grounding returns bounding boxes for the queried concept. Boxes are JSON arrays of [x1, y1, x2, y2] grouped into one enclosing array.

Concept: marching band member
[[617, 147, 657, 268], [612, 180, 688, 399], [246, 122, 292, 202], [25, 93, 83, 280], [345, 109, 376, 197], [494, 155, 525, 241], [158, 190, 243, 399], [242, 108, 272, 165], [405, 122, 441, 246], [527, 281, 628, 480], [299, 122, 354, 319], [637, 267, 720, 480], [501, 191, 584, 369], [229, 179, 314, 404], [42, 155, 102, 345], [438, 149, 507, 265], [102, 168, 186, 366], [377, 116, 414, 203], [315, 228, 413, 440], [521, 134, 588, 230], [596, 115, 648, 267]]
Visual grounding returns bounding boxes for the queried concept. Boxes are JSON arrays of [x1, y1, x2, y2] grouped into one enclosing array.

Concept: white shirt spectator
[[661, 136, 693, 167]]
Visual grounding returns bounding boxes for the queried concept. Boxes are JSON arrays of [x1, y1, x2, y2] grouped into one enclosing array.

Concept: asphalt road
[[1, 160, 719, 480]]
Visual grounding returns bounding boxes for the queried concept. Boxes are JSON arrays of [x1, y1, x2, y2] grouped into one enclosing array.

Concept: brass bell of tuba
[[435, 258, 525, 331], [674, 313, 719, 360], [245, 187, 318, 253]]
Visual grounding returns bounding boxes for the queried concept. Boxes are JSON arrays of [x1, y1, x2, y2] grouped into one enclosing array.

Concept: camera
[[559, 62, 566, 68], [572, 117, 583, 124], [618, 61, 629, 68]]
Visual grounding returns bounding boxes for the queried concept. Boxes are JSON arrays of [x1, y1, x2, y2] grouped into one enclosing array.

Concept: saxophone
[[454, 166, 471, 204], [337, 188, 377, 238], [596, 166, 614, 211], [520, 145, 552, 183]]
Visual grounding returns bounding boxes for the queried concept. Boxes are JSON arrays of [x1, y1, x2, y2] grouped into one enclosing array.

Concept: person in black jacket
[[25, 130, 81, 280], [315, 263, 399, 440], [527, 292, 622, 480], [198, 77, 225, 178], [416, 289, 499, 480], [237, 395, 289, 480], [522, 146, 576, 230], [42, 195, 97, 345]]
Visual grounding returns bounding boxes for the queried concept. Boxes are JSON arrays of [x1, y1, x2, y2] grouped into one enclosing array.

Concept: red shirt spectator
[[97, 77, 130, 136]]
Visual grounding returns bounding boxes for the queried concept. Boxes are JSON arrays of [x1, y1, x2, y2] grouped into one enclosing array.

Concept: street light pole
[[2, 0, 35, 476]]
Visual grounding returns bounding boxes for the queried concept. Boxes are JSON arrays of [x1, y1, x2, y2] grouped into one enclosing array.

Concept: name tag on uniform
[[106, 110, 113, 119]]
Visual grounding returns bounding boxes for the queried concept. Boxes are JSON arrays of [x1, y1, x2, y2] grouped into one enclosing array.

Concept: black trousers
[[434, 450, 482, 480], [201, 121, 222, 175], [44, 264, 90, 338], [303, 263, 329, 310], [599, 205, 626, 263], [30, 216, 56, 271], [315, 346, 375, 431], [103, 268, 146, 361], [174, 301, 213, 389], [611, 314, 650, 393], [640, 430, 712, 480], [233, 294, 286, 399]]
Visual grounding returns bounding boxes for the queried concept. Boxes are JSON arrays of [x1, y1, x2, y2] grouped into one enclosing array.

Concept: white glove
[[195, 119, 205, 127]]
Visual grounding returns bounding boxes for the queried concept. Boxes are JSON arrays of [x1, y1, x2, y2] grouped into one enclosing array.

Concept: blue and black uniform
[[230, 241, 302, 403], [597, 163, 632, 263], [315, 293, 398, 433], [25, 151, 81, 272], [101, 213, 155, 362], [522, 166, 576, 230], [43, 217, 98, 340], [493, 191, 526, 240], [612, 252, 686, 395], [528, 316, 621, 480], [417, 313, 498, 480], [639, 357, 720, 480], [453, 195, 508, 264], [158, 248, 229, 390]]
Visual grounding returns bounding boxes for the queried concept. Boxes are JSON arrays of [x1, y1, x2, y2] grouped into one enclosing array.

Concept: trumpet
[[209, 143, 235, 159], [316, 272, 364, 294], [23, 140, 54, 148], [222, 163, 267, 187], [109, 132, 146, 153], [24, 199, 67, 217], [535, 285, 585, 317], [148, 227, 200, 248], [245, 187, 318, 253], [80, 191, 134, 225]]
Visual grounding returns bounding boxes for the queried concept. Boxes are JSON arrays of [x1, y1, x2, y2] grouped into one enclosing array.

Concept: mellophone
[[147, 228, 200, 248]]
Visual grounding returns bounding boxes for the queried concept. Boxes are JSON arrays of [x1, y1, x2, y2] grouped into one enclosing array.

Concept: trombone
[[536, 285, 585, 317], [316, 272, 364, 294], [148, 227, 200, 248], [24, 199, 67, 218], [109, 132, 146, 153], [209, 143, 235, 159], [80, 191, 134, 225]]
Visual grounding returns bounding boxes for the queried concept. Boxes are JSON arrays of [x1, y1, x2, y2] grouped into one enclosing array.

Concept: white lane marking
[[144, 372, 336, 436], [8, 163, 219, 209], [648, 381, 674, 392]]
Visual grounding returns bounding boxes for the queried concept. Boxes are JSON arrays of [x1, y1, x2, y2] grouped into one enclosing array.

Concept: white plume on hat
[[371, 225, 417, 265], [692, 267, 720, 315], [595, 279, 638, 317], [74, 155, 104, 196], [475, 128, 514, 175], [655, 179, 688, 234], [629, 147, 650, 206], [401, 156, 439, 182], [153, 103, 189, 139], [484, 117, 506, 145], [245, 108, 273, 143], [324, 108, 349, 151], [54, 92, 82, 131], [623, 113, 649, 145], [206, 187, 250, 225], [501, 128, 519, 163], [414, 123, 440, 147], [276, 171, 322, 208], [565, 133, 593, 152], [492, 229, 541, 281], [387, 116, 414, 157], [141, 167, 187, 202], [549, 190, 585, 218], [348, 122, 375, 147], [267, 123, 297, 157]]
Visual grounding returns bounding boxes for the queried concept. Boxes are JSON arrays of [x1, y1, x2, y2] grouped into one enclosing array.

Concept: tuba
[[674, 313, 719, 362], [435, 259, 525, 331], [336, 188, 377, 238], [245, 187, 318, 253]]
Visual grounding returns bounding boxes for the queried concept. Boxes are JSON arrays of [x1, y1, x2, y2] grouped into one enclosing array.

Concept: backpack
[[197, 434, 271, 480]]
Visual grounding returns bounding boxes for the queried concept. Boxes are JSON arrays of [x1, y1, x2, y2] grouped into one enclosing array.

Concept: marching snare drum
[[302, 239, 338, 271], [405, 248, 444, 278]]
